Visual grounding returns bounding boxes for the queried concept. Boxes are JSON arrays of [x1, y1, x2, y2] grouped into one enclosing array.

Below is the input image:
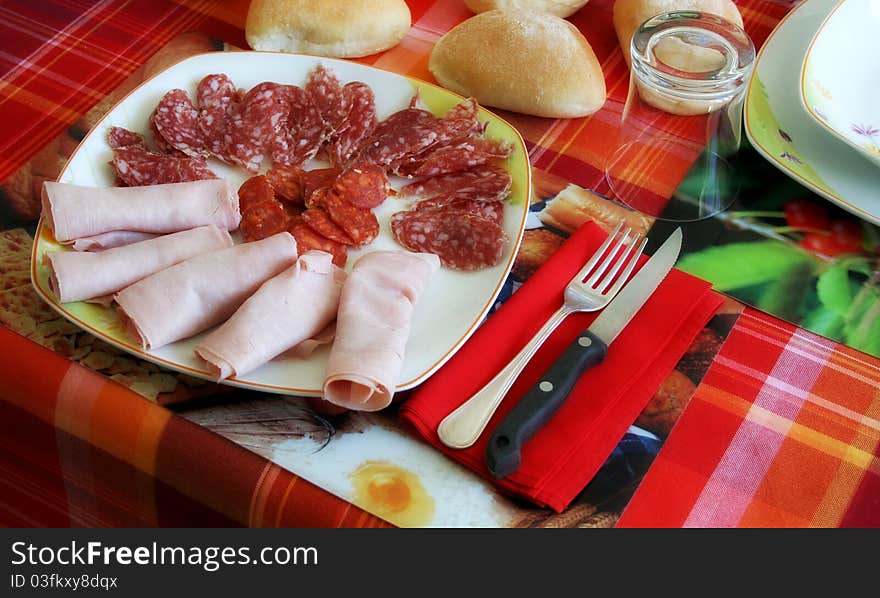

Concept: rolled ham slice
[[41, 179, 241, 243], [70, 231, 160, 252], [323, 250, 440, 411], [44, 225, 233, 304], [195, 251, 345, 379], [115, 232, 298, 350]]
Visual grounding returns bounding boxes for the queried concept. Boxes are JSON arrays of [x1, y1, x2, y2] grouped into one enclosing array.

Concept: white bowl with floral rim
[[801, 0, 880, 167]]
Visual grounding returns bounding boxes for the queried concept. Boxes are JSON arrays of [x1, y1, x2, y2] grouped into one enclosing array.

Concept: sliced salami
[[358, 107, 440, 167], [240, 200, 290, 242], [301, 208, 354, 245], [225, 82, 291, 172], [107, 127, 147, 150], [400, 137, 515, 178], [197, 73, 238, 158], [305, 64, 346, 134], [413, 196, 505, 228], [149, 114, 183, 155], [332, 163, 389, 209], [323, 190, 379, 246], [265, 166, 304, 204], [327, 82, 377, 167], [434, 98, 484, 145], [289, 222, 347, 267], [237, 175, 276, 213], [305, 186, 329, 210], [271, 85, 324, 167], [301, 167, 341, 204], [110, 146, 215, 187], [391, 210, 506, 271], [152, 89, 208, 158], [400, 164, 512, 202], [386, 100, 483, 175]]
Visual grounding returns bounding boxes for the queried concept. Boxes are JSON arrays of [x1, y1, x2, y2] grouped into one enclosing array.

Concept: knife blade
[[485, 227, 683, 479]]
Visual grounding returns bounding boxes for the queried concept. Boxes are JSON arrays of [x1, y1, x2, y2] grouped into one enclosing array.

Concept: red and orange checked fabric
[[0, 0, 234, 184], [0, 326, 391, 528], [618, 308, 880, 528], [0, 0, 792, 203], [358, 0, 791, 204]]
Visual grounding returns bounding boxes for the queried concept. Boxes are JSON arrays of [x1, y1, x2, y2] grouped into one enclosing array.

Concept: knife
[[485, 227, 683, 479]]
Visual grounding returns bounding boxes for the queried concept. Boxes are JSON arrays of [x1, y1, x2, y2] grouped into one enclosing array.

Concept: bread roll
[[464, 0, 590, 18], [429, 10, 606, 118], [245, 0, 411, 58], [613, 0, 743, 66]]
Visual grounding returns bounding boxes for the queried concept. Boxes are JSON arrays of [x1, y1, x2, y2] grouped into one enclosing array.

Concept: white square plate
[[31, 52, 530, 396]]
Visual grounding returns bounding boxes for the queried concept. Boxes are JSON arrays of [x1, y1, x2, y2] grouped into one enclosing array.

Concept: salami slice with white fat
[[225, 82, 291, 172], [434, 98, 484, 145], [271, 85, 324, 167], [398, 137, 515, 178], [107, 127, 147, 150], [197, 73, 238, 158], [391, 209, 506, 271], [358, 107, 440, 167], [400, 163, 512, 203], [413, 196, 505, 228], [110, 146, 216, 187], [152, 89, 208, 158], [149, 114, 183, 155], [305, 65, 346, 135], [327, 82, 377, 167]]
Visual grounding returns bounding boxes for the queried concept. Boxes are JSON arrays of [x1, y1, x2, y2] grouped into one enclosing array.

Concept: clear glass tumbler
[[604, 11, 756, 222]]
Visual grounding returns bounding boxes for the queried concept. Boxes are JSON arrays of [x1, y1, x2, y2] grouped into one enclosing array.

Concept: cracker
[[0, 229, 34, 273], [0, 270, 32, 292], [81, 349, 115, 370], [3, 314, 37, 337], [0, 284, 57, 327], [29, 317, 80, 338]]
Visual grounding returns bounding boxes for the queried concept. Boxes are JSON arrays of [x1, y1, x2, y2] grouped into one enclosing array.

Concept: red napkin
[[399, 222, 724, 512]]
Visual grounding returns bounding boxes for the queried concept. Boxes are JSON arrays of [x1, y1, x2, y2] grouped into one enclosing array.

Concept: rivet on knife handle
[[485, 331, 608, 479]]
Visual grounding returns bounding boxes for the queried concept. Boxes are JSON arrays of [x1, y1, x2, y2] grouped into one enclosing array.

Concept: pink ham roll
[[323, 250, 440, 411], [45, 225, 233, 303], [70, 231, 160, 252], [195, 251, 345, 380], [41, 179, 241, 243], [115, 232, 298, 350]]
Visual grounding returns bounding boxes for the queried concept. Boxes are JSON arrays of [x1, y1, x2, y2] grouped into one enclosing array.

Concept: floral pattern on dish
[[800, 0, 880, 168], [851, 123, 880, 158]]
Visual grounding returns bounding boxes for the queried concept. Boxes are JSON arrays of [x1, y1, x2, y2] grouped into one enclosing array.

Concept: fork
[[437, 222, 647, 450]]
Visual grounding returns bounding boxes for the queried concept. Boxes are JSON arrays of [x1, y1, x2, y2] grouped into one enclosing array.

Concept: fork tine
[[595, 232, 642, 293], [571, 221, 623, 283], [601, 236, 648, 298], [585, 226, 632, 287]]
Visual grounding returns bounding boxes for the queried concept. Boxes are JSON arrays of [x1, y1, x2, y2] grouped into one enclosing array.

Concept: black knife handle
[[485, 330, 608, 479]]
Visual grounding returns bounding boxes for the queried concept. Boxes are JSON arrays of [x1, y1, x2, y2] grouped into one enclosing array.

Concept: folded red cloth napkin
[[399, 222, 724, 512]]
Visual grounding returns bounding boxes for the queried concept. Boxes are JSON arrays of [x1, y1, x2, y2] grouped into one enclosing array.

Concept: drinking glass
[[604, 11, 756, 222]]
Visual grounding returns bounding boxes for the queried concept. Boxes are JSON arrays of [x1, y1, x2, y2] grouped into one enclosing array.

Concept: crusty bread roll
[[245, 0, 411, 58], [613, 0, 743, 66], [429, 10, 606, 118], [464, 0, 590, 18]]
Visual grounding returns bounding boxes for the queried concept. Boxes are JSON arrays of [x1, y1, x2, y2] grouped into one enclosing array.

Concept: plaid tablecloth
[[2, 0, 878, 528], [619, 308, 880, 527]]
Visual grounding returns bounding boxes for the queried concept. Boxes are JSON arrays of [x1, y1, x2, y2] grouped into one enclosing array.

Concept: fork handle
[[486, 331, 608, 479], [437, 306, 573, 449]]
